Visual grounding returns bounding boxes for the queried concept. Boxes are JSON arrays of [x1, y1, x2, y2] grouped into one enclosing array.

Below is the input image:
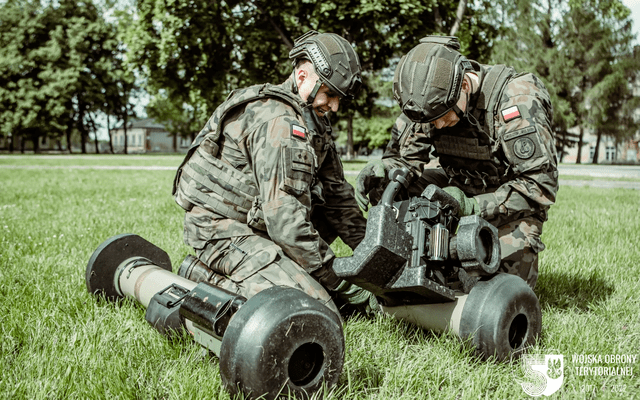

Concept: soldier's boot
[[178, 254, 227, 286]]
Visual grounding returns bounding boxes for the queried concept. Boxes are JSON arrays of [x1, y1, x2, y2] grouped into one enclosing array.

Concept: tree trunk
[[79, 106, 87, 154], [346, 114, 354, 160], [254, 2, 293, 49], [107, 114, 114, 154], [557, 131, 565, 163], [81, 131, 87, 154], [93, 133, 100, 154], [433, 6, 443, 30], [592, 130, 602, 164], [576, 125, 584, 164], [8, 135, 14, 153], [32, 132, 39, 154], [449, 0, 468, 36], [123, 114, 128, 155], [65, 118, 73, 153]]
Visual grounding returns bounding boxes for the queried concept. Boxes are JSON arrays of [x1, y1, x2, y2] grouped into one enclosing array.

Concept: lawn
[[1, 155, 639, 399]]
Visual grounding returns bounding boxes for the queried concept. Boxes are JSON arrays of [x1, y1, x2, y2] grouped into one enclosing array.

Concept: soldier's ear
[[461, 75, 471, 94], [295, 68, 308, 87]]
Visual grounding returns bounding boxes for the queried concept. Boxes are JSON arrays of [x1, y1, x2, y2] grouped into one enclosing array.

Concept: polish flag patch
[[291, 124, 307, 139], [501, 106, 521, 122]]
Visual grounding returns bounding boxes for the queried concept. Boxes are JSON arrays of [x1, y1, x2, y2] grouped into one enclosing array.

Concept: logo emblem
[[513, 137, 535, 159], [514, 354, 564, 397]]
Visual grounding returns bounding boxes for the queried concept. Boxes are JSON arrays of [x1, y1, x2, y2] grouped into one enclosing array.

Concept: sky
[[623, 0, 640, 43]]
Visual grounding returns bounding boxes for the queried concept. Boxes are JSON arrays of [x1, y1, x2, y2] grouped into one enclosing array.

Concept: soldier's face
[[296, 66, 341, 117], [430, 76, 471, 129], [312, 84, 340, 117], [431, 109, 460, 129]]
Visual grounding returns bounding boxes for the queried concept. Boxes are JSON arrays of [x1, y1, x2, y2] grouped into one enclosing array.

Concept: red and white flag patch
[[501, 106, 521, 122], [291, 124, 307, 139]]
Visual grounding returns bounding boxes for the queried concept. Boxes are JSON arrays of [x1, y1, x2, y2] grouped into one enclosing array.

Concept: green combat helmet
[[289, 30, 362, 101], [393, 36, 473, 122]]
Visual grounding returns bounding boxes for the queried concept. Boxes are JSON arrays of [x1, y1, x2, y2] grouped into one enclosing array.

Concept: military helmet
[[289, 30, 362, 99], [393, 36, 473, 122]]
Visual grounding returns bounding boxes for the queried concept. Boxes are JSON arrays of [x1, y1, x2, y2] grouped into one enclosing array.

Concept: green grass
[[1, 157, 639, 399], [0, 154, 184, 167], [341, 159, 370, 171], [560, 175, 640, 182]]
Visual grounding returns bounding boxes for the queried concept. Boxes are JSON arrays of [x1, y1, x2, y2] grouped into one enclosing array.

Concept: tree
[[123, 0, 497, 157], [0, 0, 71, 152], [124, 0, 236, 142], [0, 0, 133, 153], [488, 0, 640, 164]]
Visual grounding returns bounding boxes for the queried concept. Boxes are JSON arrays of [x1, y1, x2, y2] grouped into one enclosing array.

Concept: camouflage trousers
[[495, 217, 544, 289], [193, 232, 340, 317], [416, 168, 544, 289]]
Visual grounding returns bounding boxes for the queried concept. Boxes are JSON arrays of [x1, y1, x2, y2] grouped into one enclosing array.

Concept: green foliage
[[121, 0, 496, 143], [488, 0, 640, 161], [336, 108, 399, 150], [2, 0, 639, 156], [0, 0, 134, 153], [124, 0, 236, 123]]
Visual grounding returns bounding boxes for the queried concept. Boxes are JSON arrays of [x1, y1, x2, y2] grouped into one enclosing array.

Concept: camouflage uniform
[[380, 63, 558, 289], [173, 76, 366, 315]]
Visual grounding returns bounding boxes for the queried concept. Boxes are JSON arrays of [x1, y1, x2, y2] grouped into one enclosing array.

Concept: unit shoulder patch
[[502, 126, 543, 162], [513, 137, 536, 159]]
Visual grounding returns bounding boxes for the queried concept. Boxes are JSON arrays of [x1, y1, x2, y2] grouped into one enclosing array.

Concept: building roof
[[115, 118, 167, 130]]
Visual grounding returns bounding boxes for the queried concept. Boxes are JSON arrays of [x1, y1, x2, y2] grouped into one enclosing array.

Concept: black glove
[[355, 160, 387, 211], [333, 280, 380, 314]]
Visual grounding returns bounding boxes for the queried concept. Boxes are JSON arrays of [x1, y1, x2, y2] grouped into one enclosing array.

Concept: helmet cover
[[393, 36, 473, 122], [289, 30, 362, 99]]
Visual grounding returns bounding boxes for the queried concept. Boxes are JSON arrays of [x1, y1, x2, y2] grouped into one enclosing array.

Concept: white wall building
[[560, 127, 639, 164], [112, 118, 190, 153]]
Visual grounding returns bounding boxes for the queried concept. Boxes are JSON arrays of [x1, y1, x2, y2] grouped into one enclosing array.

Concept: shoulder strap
[[190, 83, 305, 154], [476, 65, 515, 139], [172, 83, 306, 195]]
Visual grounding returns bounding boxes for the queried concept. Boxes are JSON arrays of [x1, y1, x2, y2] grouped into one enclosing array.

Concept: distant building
[[0, 133, 66, 152], [112, 118, 190, 153], [560, 125, 639, 164]]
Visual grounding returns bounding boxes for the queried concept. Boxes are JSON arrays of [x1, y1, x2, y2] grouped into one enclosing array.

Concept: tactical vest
[[172, 83, 311, 222], [431, 65, 516, 194]]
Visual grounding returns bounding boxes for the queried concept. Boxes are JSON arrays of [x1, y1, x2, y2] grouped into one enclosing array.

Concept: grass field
[[1, 155, 639, 400]]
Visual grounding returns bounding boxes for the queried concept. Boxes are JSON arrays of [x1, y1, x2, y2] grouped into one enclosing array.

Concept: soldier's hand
[[334, 280, 379, 313], [355, 159, 387, 211], [442, 186, 479, 217]]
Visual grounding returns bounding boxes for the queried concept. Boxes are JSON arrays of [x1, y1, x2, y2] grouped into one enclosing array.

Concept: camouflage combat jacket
[[383, 63, 559, 227], [174, 76, 366, 273]]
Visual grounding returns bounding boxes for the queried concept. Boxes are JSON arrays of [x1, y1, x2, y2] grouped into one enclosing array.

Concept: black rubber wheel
[[85, 234, 172, 301], [459, 273, 541, 361], [219, 286, 344, 400]]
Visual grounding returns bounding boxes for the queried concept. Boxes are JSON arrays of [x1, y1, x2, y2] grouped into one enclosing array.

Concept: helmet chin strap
[[306, 80, 322, 105], [451, 76, 483, 130]]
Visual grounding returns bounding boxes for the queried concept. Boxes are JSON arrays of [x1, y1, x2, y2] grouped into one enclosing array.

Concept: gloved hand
[[442, 186, 479, 217], [311, 260, 342, 291], [355, 159, 388, 211], [312, 262, 379, 314], [334, 280, 380, 313]]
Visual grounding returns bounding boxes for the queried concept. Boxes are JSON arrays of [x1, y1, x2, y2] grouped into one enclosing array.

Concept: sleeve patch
[[501, 105, 521, 122], [291, 124, 307, 140], [281, 145, 314, 196], [502, 127, 544, 162]]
